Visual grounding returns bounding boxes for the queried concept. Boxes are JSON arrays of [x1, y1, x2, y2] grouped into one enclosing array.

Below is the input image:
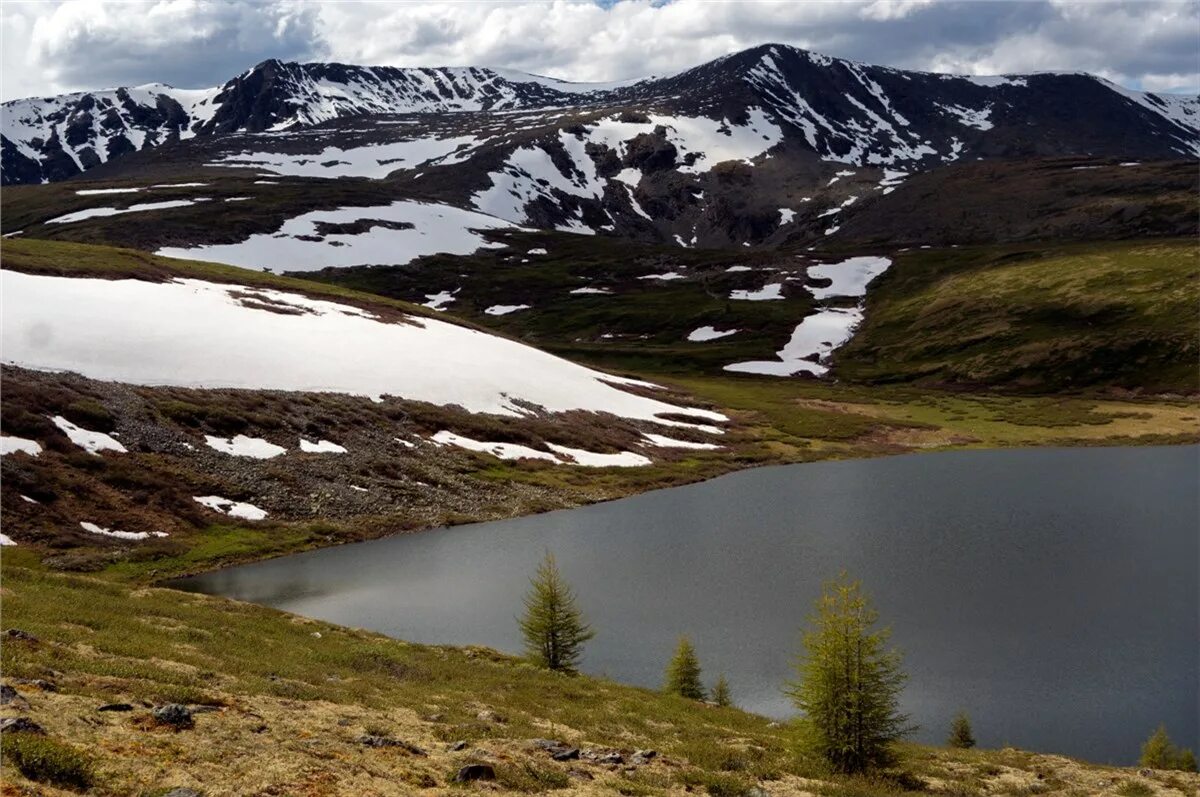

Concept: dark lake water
[[173, 446, 1199, 764]]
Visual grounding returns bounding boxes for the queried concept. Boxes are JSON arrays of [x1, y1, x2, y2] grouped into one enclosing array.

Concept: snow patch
[[299, 438, 347, 454], [724, 308, 863, 377], [484, 304, 532, 316], [641, 433, 722, 450], [75, 187, 141, 195], [213, 136, 485, 179], [193, 495, 269, 521], [1, 436, 42, 457], [2, 272, 726, 428], [806, 256, 892, 299], [47, 200, 199, 225], [204, 435, 287, 459], [51, 416, 126, 455], [687, 326, 739, 342], [730, 283, 784, 301], [545, 443, 651, 468], [431, 430, 559, 462], [158, 201, 515, 271], [80, 521, 167, 541]]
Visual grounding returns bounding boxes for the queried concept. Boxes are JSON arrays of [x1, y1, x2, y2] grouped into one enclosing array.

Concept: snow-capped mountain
[[4, 44, 1197, 186], [0, 59, 647, 185]]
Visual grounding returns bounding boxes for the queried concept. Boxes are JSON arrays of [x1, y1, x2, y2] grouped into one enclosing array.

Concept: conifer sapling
[[517, 551, 595, 673], [664, 636, 705, 700]]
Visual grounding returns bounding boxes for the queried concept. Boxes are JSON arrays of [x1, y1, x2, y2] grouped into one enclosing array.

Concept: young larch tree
[[948, 712, 976, 749], [664, 636, 706, 700], [517, 551, 595, 673], [787, 572, 911, 774], [711, 673, 733, 707]]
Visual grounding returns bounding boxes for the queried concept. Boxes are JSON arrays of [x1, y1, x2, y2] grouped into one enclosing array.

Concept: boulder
[[152, 703, 194, 729], [631, 749, 657, 765], [13, 678, 56, 692], [0, 717, 45, 735], [358, 734, 426, 755], [454, 763, 496, 782], [0, 684, 29, 709]]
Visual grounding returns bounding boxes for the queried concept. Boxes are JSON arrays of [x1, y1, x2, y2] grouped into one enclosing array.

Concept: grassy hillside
[[833, 240, 1199, 393], [302, 234, 1200, 394], [3, 557, 1197, 797]]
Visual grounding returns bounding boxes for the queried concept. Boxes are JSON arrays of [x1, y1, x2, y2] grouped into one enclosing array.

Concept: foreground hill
[[3, 559, 1197, 797]]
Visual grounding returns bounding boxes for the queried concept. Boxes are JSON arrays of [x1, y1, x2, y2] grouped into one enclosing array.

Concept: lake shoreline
[[146, 435, 1199, 584], [172, 444, 1200, 764]]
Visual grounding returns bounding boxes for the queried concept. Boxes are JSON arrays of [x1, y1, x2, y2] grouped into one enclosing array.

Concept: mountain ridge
[[4, 43, 1197, 185]]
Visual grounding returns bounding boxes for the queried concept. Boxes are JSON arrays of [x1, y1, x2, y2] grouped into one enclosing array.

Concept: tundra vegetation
[[1139, 725, 1198, 772], [6, 555, 1195, 796]]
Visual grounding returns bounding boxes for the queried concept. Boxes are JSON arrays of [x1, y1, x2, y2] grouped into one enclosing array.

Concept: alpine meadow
[[1, 1, 1198, 795]]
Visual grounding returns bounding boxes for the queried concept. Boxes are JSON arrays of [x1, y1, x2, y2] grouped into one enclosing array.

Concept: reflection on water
[[174, 446, 1199, 764]]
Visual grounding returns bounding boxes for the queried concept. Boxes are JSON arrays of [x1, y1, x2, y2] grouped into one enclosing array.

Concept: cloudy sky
[[2, 0, 1197, 102]]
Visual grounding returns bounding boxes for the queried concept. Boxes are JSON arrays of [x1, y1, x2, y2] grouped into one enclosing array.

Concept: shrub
[[63, 398, 115, 432], [0, 732, 94, 789], [495, 762, 570, 791]]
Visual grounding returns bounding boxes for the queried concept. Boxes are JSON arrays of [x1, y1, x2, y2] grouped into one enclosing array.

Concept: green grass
[[4, 560, 1182, 796], [1, 731, 95, 790], [834, 239, 1200, 393], [306, 235, 1200, 395]]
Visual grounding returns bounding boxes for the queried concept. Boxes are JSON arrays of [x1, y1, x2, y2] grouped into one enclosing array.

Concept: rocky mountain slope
[[5, 44, 1197, 186]]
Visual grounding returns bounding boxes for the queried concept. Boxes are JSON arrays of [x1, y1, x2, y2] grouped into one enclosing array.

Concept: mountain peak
[[3, 44, 1198, 185]]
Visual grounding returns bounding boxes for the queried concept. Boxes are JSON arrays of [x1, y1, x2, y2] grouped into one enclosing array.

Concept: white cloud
[[2, 0, 1197, 102]]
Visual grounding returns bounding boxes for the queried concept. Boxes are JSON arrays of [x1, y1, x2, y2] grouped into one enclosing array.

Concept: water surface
[[175, 446, 1199, 764]]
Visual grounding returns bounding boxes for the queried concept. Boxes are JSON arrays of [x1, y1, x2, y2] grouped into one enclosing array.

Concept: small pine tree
[[786, 572, 911, 775], [711, 674, 733, 707], [517, 551, 595, 673], [664, 636, 705, 700], [1175, 748, 1198, 773], [1140, 725, 1176, 769], [948, 712, 976, 749]]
